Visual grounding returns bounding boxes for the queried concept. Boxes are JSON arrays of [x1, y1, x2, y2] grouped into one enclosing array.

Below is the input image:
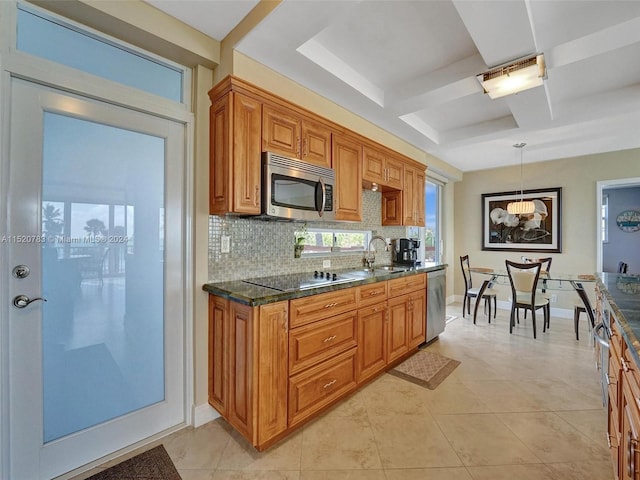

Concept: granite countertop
[[597, 272, 640, 365], [202, 263, 447, 306]]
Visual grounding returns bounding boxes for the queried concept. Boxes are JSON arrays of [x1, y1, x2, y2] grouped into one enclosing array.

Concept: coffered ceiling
[[146, 0, 640, 174]]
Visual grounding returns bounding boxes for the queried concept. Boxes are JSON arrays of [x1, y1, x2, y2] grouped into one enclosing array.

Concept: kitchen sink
[[342, 265, 410, 279]]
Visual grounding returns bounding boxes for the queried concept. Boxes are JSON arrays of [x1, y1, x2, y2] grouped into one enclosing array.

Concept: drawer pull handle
[[607, 433, 617, 449], [323, 379, 337, 389], [323, 335, 337, 343], [324, 302, 338, 309], [606, 375, 617, 386]]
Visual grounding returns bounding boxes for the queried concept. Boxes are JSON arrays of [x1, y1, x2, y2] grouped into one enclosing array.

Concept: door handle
[[13, 295, 47, 309]]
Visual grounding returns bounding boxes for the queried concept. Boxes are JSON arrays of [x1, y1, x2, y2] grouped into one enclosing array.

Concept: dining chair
[[573, 282, 596, 341], [505, 260, 549, 339], [460, 255, 497, 324], [520, 257, 552, 326]]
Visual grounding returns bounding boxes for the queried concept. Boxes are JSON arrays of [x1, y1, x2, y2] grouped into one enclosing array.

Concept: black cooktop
[[242, 271, 352, 292]]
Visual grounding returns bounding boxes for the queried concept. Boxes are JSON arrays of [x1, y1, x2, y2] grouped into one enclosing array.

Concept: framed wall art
[[482, 187, 562, 253]]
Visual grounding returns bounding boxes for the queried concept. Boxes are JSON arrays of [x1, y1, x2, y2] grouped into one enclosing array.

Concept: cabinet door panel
[[263, 105, 300, 158], [302, 119, 332, 167], [333, 134, 363, 222], [357, 303, 387, 383], [387, 296, 409, 363], [403, 165, 416, 225], [209, 296, 228, 415], [415, 169, 426, 226], [257, 302, 289, 446], [407, 290, 426, 349], [385, 155, 404, 190], [362, 146, 385, 184], [233, 93, 262, 213], [210, 95, 231, 214], [382, 190, 402, 226], [228, 302, 253, 439]]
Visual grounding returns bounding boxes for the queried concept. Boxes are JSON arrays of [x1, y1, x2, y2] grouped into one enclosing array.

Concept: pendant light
[[507, 143, 535, 215]]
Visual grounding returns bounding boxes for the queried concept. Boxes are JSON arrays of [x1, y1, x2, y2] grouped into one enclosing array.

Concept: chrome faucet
[[363, 235, 389, 269]]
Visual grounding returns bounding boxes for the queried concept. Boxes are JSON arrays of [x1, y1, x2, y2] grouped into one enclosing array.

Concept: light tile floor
[[74, 303, 615, 480]]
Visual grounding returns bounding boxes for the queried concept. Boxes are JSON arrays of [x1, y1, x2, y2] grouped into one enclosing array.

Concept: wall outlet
[[221, 235, 230, 253], [550, 294, 558, 303], [322, 259, 331, 268]]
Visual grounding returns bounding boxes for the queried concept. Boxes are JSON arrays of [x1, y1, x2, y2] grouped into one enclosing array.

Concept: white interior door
[[7, 78, 186, 479]]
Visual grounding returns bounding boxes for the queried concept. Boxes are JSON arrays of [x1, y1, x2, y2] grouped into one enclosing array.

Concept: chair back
[[618, 261, 629, 274], [522, 256, 552, 274], [506, 260, 542, 305], [460, 255, 472, 290], [574, 282, 596, 329]]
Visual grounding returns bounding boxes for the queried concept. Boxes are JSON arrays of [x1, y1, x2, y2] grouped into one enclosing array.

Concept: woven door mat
[[86, 445, 181, 480], [389, 349, 461, 390]]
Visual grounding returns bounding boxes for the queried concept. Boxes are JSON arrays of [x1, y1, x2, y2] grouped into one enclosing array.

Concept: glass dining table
[[468, 267, 597, 322]]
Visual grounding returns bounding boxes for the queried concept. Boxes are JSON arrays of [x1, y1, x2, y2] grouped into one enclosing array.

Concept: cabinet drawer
[[288, 348, 357, 427], [357, 281, 388, 308], [290, 287, 358, 328], [388, 273, 426, 297], [289, 311, 357, 374]]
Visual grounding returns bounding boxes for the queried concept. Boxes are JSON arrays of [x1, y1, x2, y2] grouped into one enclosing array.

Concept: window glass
[[602, 193, 609, 243], [303, 228, 370, 255], [424, 181, 441, 262], [17, 5, 183, 102]]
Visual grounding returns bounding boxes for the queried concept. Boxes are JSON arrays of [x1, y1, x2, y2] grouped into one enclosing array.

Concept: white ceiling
[[147, 0, 640, 174]]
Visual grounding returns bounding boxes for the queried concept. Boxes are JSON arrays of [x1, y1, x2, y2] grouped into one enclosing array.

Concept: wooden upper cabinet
[[362, 146, 385, 185], [263, 105, 301, 158], [363, 146, 403, 190], [210, 91, 262, 215], [301, 119, 332, 168], [263, 104, 332, 168], [385, 155, 404, 190], [333, 134, 363, 222], [402, 163, 426, 226], [415, 168, 426, 226], [402, 165, 416, 225]]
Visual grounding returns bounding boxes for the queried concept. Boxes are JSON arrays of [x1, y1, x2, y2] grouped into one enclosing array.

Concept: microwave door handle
[[316, 178, 326, 217]]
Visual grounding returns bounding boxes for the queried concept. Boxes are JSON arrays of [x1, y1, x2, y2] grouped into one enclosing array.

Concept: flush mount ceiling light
[[477, 54, 546, 100], [507, 143, 536, 215]]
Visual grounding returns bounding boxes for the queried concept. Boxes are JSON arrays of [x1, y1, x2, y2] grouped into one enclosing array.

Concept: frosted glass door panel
[[42, 113, 165, 443]]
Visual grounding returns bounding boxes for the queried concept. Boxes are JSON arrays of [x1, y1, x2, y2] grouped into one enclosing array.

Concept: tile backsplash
[[208, 190, 407, 282]]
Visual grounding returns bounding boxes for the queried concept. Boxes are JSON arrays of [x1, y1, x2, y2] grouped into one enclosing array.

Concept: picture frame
[[482, 187, 562, 253]]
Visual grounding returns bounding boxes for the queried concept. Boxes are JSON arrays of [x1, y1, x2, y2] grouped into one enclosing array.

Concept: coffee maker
[[393, 238, 420, 266]]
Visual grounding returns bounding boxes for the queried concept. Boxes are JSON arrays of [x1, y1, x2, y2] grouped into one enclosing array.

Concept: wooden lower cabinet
[[208, 273, 428, 450], [209, 297, 289, 449], [606, 308, 640, 479], [387, 296, 409, 364], [407, 289, 427, 349], [357, 301, 388, 383]]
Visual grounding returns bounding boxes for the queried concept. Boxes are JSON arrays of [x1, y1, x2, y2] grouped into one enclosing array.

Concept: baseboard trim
[[193, 403, 220, 428]]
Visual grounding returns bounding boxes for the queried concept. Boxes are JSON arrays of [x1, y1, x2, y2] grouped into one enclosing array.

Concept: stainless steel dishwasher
[[425, 268, 446, 344]]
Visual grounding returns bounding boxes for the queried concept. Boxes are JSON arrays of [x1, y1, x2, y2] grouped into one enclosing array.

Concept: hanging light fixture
[[507, 143, 536, 215]]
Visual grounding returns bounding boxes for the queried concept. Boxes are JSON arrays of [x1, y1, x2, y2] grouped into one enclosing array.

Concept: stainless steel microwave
[[262, 152, 335, 221]]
